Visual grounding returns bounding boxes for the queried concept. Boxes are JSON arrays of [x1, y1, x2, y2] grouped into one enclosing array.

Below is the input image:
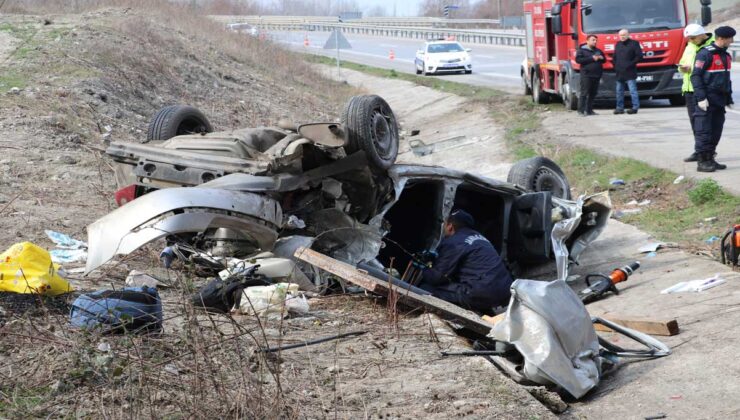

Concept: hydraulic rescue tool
[[579, 261, 641, 304], [721, 225, 740, 268]]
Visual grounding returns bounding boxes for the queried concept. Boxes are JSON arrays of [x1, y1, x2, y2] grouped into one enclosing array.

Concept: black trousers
[[685, 92, 696, 133], [578, 77, 600, 114], [694, 104, 725, 154]]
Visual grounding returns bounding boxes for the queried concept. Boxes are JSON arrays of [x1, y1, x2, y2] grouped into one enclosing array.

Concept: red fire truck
[[521, 0, 713, 109]]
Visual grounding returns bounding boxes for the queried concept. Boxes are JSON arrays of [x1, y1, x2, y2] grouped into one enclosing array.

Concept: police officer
[[691, 26, 735, 172], [679, 24, 714, 163], [417, 210, 513, 314]]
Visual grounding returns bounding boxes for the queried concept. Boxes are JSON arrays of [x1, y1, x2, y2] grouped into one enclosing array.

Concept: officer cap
[[449, 209, 475, 228], [714, 26, 736, 38]]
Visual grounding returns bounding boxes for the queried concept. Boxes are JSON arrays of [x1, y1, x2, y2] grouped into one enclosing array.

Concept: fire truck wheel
[[562, 77, 578, 111], [146, 105, 213, 142], [532, 74, 550, 104], [522, 71, 532, 95], [507, 156, 571, 200]]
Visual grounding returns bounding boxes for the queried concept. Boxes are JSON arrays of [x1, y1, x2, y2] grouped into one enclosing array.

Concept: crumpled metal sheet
[[551, 192, 611, 280], [306, 208, 383, 265], [490, 279, 602, 399]]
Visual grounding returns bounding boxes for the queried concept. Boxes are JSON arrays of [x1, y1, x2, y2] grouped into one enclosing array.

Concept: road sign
[[323, 29, 352, 50], [443, 5, 460, 17]]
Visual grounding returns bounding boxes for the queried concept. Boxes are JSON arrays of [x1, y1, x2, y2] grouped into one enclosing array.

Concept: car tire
[[422, 62, 430, 76], [522, 69, 532, 95], [507, 157, 572, 200], [562, 76, 578, 111], [415, 62, 422, 75], [341, 95, 399, 170], [465, 69, 472, 74], [146, 105, 213, 142]]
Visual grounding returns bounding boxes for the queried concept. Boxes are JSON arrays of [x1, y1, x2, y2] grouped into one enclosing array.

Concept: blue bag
[[70, 286, 162, 334]]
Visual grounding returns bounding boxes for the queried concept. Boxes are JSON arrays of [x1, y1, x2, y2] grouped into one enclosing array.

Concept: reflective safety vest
[[679, 35, 714, 94]]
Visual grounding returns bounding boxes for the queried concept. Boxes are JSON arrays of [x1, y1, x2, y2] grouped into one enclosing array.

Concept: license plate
[[442, 63, 459, 68], [636, 75, 654, 82]]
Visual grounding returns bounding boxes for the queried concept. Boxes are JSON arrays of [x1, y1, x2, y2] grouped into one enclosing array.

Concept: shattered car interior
[[81, 94, 670, 400]]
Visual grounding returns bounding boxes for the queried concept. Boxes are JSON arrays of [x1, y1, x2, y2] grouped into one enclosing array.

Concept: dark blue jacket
[[691, 43, 734, 107], [575, 44, 605, 79], [421, 227, 513, 309]]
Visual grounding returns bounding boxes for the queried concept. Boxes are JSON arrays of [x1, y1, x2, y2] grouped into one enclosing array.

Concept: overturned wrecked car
[[86, 95, 610, 291]]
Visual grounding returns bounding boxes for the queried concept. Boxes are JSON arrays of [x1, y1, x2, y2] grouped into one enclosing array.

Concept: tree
[[365, 5, 388, 17]]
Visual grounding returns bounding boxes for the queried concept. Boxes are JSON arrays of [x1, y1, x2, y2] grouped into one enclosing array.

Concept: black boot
[[697, 153, 716, 172], [684, 152, 699, 162], [712, 157, 727, 170]]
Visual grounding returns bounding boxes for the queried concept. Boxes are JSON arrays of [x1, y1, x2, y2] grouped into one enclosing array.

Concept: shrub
[[688, 178, 724, 205]]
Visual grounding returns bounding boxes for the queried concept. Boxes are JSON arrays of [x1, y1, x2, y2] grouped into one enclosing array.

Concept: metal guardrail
[[211, 15, 501, 28], [731, 42, 740, 61]]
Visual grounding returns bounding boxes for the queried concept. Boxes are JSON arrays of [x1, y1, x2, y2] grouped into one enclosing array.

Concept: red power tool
[[721, 225, 740, 268], [578, 261, 641, 304]]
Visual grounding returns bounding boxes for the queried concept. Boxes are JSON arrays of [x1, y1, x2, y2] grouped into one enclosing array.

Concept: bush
[[688, 178, 724, 205]]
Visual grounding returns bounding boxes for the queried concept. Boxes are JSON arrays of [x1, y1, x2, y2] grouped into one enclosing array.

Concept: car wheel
[[341, 95, 399, 170], [465, 69, 472, 74], [507, 157, 571, 200], [422, 62, 429, 76], [415, 62, 422, 75], [146, 105, 213, 142]]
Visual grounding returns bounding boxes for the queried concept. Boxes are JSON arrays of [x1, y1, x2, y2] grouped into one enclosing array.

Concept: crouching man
[[417, 210, 513, 314]]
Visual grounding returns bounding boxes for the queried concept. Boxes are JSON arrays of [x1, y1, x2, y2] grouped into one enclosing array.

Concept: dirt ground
[[0, 7, 557, 419]]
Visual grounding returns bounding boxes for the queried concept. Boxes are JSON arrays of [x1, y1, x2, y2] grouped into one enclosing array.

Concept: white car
[[415, 41, 472, 76]]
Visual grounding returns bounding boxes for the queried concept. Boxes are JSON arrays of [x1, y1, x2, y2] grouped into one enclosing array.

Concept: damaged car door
[[507, 191, 553, 266]]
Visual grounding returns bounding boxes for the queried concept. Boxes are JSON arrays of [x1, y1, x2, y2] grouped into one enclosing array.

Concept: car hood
[[426, 52, 469, 62]]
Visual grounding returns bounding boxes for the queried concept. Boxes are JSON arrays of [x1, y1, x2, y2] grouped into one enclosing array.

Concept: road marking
[[379, 43, 399, 48]]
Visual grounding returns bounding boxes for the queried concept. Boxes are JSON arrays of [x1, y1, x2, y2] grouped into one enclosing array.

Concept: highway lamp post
[[336, 27, 341, 78]]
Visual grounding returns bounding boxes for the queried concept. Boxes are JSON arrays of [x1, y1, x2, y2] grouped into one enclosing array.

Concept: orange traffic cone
[[389, 49, 395, 60], [303, 35, 309, 47]]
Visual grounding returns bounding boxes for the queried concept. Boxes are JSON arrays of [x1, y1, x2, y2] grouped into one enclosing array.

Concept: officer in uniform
[[691, 26, 735, 172], [678, 24, 714, 163], [417, 210, 513, 314]]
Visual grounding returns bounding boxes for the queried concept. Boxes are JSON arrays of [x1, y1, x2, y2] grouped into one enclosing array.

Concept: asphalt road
[[272, 30, 740, 110], [271, 31, 525, 93]]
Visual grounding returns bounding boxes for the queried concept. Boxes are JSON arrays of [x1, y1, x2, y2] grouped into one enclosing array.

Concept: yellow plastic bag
[[0, 242, 73, 295]]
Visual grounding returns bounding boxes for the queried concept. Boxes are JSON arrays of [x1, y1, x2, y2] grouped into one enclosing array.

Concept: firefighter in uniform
[[690, 26, 735, 172], [417, 210, 513, 314]]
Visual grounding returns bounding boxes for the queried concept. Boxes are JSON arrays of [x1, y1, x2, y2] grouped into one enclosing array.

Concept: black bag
[[191, 265, 266, 313]]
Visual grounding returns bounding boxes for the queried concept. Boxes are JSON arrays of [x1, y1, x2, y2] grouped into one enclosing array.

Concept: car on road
[[415, 40, 473, 76], [226, 22, 259, 37], [86, 95, 609, 291]]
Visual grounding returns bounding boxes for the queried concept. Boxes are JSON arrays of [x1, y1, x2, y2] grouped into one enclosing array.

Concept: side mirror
[[551, 4, 562, 15], [552, 15, 563, 34], [701, 6, 712, 26], [298, 123, 346, 147]]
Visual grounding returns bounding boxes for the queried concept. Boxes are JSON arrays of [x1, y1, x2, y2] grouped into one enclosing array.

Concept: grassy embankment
[[308, 55, 740, 250]]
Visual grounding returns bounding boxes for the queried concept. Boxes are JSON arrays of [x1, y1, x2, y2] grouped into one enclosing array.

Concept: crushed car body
[[85, 95, 611, 288]]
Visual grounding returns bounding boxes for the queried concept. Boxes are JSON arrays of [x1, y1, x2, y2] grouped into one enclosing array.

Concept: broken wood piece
[[481, 313, 506, 326], [593, 316, 679, 336], [294, 247, 493, 335]]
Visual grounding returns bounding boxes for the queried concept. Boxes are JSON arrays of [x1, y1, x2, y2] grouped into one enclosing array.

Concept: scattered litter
[[638, 242, 665, 253], [45, 230, 88, 263], [285, 215, 306, 229], [660, 274, 726, 294], [0, 242, 73, 295], [609, 178, 626, 186], [257, 331, 367, 354], [97, 342, 111, 352], [192, 265, 263, 313], [638, 200, 651, 206], [240, 283, 303, 316], [626, 200, 638, 206], [673, 175, 685, 184], [646, 252, 657, 258], [706, 236, 721, 244], [164, 364, 180, 375], [645, 414, 667, 420], [125, 270, 164, 288], [70, 286, 162, 333], [704, 217, 718, 223]]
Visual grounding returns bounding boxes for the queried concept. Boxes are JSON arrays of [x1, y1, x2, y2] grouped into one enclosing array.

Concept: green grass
[[0, 70, 29, 89]]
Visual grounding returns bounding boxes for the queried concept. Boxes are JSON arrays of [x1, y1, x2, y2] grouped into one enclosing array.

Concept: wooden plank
[[294, 247, 493, 335], [484, 312, 679, 337], [593, 316, 679, 337]]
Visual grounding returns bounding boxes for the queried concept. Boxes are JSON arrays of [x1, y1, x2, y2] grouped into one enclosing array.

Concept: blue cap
[[715, 26, 736, 38], [449, 209, 475, 228]]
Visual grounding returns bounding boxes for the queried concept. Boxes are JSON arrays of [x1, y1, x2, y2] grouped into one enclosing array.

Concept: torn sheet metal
[[490, 279, 601, 399], [306, 208, 382, 265], [85, 188, 282, 274]]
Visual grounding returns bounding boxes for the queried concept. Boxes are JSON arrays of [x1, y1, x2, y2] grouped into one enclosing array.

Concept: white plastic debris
[[240, 283, 305, 316], [45, 230, 88, 263], [285, 215, 306, 229], [125, 270, 162, 288], [673, 175, 685, 184], [660, 274, 726, 294], [638, 242, 665, 254]]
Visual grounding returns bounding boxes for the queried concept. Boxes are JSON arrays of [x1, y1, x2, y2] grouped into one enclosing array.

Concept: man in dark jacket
[[690, 26, 735, 172], [575, 34, 605, 116], [417, 210, 513, 314], [613, 29, 643, 114]]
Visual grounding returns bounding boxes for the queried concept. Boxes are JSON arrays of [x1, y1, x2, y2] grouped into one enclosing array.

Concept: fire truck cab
[[521, 0, 713, 109]]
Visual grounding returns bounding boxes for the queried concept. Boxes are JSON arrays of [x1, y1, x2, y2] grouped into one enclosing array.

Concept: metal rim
[[533, 167, 568, 198], [370, 108, 394, 159]]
